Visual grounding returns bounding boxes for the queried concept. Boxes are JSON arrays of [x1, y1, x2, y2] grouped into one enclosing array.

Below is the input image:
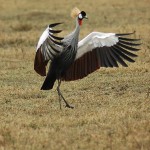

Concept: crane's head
[[71, 7, 88, 26]]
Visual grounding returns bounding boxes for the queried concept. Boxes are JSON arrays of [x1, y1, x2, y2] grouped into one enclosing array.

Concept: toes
[[65, 105, 74, 109]]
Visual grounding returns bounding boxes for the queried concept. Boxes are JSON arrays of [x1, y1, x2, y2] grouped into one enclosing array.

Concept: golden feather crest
[[71, 7, 81, 18]]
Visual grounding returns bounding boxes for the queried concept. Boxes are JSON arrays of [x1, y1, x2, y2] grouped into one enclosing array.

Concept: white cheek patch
[[78, 14, 83, 19]]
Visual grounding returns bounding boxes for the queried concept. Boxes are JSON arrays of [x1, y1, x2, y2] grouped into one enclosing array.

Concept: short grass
[[0, 0, 150, 149]]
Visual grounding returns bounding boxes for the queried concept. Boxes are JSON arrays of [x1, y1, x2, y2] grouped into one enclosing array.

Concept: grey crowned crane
[[34, 8, 141, 109]]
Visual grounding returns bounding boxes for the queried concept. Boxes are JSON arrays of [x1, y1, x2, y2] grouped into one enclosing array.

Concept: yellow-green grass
[[0, 0, 150, 149]]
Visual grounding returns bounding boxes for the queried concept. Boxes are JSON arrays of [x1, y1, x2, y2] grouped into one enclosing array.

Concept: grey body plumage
[[58, 19, 80, 74]]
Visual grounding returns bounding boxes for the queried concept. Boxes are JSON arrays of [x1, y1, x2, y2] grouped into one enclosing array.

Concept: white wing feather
[[36, 27, 50, 51], [76, 32, 119, 59]]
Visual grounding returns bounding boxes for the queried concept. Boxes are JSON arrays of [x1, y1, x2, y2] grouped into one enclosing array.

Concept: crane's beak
[[84, 15, 88, 19]]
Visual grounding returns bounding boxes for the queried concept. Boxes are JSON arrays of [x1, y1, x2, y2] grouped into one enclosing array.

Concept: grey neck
[[74, 17, 80, 35], [63, 17, 80, 47], [71, 17, 80, 42]]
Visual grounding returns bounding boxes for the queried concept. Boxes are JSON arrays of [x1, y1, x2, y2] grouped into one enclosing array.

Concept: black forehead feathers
[[81, 11, 86, 17]]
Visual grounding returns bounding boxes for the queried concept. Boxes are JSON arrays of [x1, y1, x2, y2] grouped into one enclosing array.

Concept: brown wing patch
[[62, 50, 100, 81], [34, 48, 48, 76]]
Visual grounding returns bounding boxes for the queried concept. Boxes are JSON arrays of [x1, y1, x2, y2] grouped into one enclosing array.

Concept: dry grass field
[[0, 0, 150, 149]]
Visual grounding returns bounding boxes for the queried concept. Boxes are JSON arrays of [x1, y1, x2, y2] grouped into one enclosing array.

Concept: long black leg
[[57, 79, 62, 109], [57, 79, 74, 109]]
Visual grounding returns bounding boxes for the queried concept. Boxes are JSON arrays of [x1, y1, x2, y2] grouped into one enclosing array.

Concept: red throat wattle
[[78, 19, 82, 26]]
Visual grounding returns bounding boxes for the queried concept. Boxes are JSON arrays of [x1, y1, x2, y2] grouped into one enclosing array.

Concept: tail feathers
[[41, 71, 56, 90]]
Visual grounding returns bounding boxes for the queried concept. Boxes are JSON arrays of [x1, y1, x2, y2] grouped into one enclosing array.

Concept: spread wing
[[62, 31, 141, 81], [34, 23, 64, 76]]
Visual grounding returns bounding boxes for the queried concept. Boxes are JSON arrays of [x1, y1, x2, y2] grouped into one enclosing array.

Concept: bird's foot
[[65, 104, 74, 109]]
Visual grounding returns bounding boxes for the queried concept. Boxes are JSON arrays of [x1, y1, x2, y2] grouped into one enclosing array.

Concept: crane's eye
[[78, 14, 83, 19]]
